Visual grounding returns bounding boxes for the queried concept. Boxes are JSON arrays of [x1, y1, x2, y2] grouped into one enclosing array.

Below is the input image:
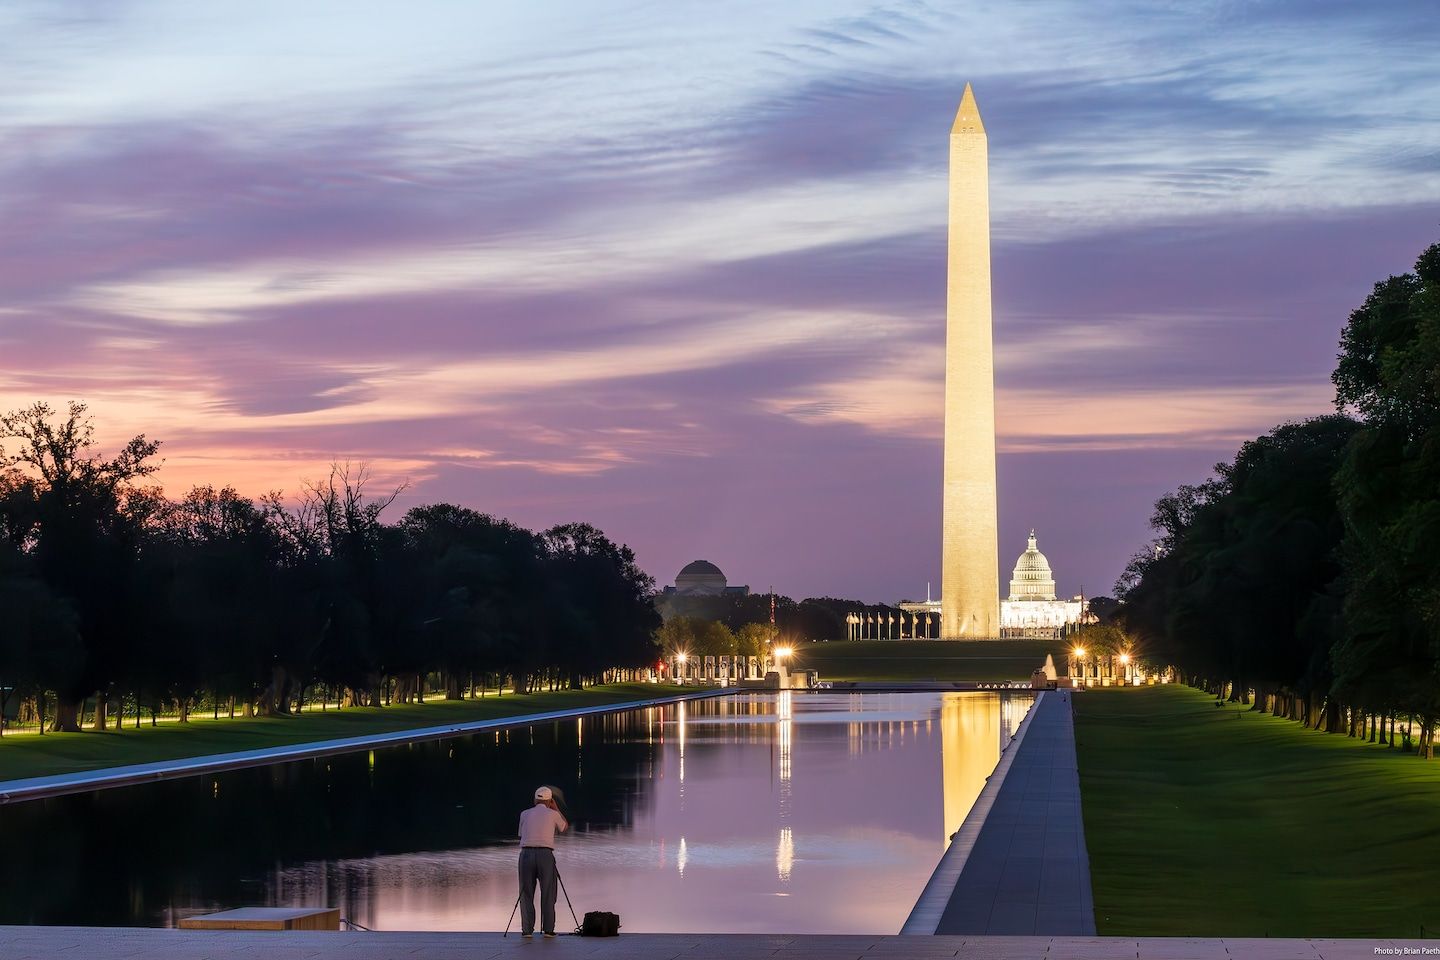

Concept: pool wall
[[0, 687, 731, 805]]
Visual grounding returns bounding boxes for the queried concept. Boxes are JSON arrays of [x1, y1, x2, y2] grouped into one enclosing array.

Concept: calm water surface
[[2, 690, 1030, 933]]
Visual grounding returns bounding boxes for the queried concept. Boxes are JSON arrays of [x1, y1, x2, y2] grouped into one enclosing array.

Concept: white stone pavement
[[0, 688, 728, 805], [0, 927, 1425, 960]]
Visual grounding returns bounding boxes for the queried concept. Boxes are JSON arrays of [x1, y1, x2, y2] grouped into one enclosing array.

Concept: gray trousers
[[517, 847, 558, 934]]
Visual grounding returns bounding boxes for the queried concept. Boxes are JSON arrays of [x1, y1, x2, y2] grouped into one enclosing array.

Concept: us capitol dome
[[897, 529, 1086, 639], [999, 530, 1083, 638], [1008, 530, 1057, 601]]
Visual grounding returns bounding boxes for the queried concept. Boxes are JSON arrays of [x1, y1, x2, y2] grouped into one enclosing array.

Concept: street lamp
[[772, 646, 794, 690], [675, 652, 689, 685], [1119, 653, 1131, 685], [1072, 647, 1086, 686]]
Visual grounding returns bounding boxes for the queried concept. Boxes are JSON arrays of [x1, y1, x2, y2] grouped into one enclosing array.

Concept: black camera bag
[[580, 911, 620, 937]]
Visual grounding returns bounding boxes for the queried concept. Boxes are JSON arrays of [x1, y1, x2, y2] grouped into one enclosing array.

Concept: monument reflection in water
[[1, 690, 1029, 934]]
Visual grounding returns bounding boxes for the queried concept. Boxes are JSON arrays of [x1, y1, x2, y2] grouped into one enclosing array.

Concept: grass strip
[[1075, 684, 1440, 938], [794, 639, 1062, 681], [0, 683, 677, 784]]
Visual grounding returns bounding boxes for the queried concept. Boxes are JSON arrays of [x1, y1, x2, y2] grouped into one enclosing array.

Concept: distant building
[[897, 530, 1084, 640], [999, 531, 1083, 638], [661, 560, 750, 597]]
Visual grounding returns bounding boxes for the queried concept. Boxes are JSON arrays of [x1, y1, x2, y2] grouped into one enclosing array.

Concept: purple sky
[[2, 1, 1438, 603]]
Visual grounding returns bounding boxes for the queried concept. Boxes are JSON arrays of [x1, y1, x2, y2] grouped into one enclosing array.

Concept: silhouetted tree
[[0, 402, 161, 730], [1332, 241, 1440, 751]]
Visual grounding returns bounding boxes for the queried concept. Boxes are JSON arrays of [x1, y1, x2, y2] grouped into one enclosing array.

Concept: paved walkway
[[0, 688, 728, 805], [907, 690, 1095, 936], [0, 927, 1418, 959]]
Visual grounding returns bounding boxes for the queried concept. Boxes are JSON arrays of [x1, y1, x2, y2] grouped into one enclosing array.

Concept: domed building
[[999, 530, 1083, 638], [662, 560, 750, 597], [897, 529, 1085, 639], [1008, 530, 1057, 601]]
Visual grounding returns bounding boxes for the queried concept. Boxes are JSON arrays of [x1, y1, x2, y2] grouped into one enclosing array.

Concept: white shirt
[[519, 804, 568, 848]]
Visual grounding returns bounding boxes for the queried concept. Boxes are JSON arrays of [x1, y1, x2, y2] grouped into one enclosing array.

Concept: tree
[[302, 463, 408, 708], [1109, 239, 1440, 752], [1086, 596, 1120, 623], [399, 504, 545, 698], [1067, 622, 1132, 678], [0, 404, 710, 728], [692, 620, 736, 657], [542, 523, 659, 689], [0, 402, 161, 730], [154, 486, 307, 719], [735, 623, 771, 659], [1118, 416, 1358, 718], [0, 533, 80, 732], [1332, 240, 1440, 747], [656, 616, 702, 659]]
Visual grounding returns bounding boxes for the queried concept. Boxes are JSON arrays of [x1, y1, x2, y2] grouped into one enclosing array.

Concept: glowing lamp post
[[773, 646, 793, 689], [1119, 653, 1131, 685], [675, 652, 689, 685], [1072, 646, 1087, 687]]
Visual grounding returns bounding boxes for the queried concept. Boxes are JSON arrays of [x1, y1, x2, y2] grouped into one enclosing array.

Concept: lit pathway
[[906, 689, 1096, 936], [0, 688, 728, 805], [0, 927, 1416, 959]]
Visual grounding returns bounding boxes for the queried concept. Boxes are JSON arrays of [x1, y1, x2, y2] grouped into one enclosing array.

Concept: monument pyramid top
[[951, 82, 985, 137]]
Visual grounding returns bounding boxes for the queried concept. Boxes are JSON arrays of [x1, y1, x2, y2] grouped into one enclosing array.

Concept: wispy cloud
[[1, 0, 1437, 601]]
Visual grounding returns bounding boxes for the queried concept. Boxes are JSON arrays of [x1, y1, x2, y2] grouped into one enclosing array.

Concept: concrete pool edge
[[899, 688, 1044, 935], [0, 687, 731, 805], [931, 689, 1096, 936], [0, 928, 1420, 960]]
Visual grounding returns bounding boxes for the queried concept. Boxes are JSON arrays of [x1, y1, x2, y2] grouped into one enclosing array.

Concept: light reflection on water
[[0, 690, 1030, 934], [270, 691, 1029, 934]]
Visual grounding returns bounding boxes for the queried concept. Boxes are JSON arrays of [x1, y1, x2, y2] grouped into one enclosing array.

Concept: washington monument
[[940, 83, 1001, 639]]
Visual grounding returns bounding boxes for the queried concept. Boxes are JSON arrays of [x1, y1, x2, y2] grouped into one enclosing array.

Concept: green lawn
[[792, 639, 1063, 681], [1075, 684, 1440, 938], [0, 683, 676, 784]]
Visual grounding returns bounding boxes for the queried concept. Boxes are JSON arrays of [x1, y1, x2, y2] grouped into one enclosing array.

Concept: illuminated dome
[[674, 560, 728, 596], [1008, 530, 1057, 601]]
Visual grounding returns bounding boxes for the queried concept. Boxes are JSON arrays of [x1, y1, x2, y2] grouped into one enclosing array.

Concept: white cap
[[534, 785, 552, 802]]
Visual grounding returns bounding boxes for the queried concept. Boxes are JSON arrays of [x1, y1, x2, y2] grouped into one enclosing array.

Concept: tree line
[[655, 616, 773, 660], [0, 402, 661, 733], [1117, 240, 1440, 756], [656, 591, 911, 641]]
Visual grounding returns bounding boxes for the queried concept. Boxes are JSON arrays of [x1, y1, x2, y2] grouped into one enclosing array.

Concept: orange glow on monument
[[940, 83, 1001, 639]]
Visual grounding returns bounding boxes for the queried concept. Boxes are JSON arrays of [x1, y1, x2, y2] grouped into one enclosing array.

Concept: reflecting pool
[[0, 690, 1030, 933]]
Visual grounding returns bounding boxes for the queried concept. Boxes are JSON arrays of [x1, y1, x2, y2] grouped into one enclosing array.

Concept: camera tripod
[[503, 861, 580, 937]]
